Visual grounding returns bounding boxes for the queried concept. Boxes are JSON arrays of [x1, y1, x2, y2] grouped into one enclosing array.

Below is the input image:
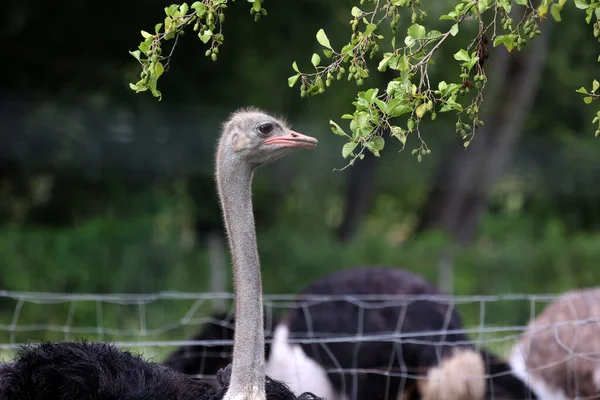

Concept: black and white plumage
[[163, 310, 278, 380], [0, 341, 319, 400], [264, 267, 537, 400], [0, 108, 324, 400]]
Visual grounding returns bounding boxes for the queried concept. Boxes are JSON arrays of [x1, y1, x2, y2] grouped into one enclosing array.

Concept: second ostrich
[[0, 108, 323, 400], [265, 267, 537, 400], [509, 287, 600, 400]]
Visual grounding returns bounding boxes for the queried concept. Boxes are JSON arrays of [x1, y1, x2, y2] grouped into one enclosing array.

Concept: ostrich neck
[[216, 158, 266, 399]]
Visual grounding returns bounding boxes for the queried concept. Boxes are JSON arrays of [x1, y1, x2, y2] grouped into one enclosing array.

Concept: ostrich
[[264, 266, 537, 400], [0, 108, 323, 400], [508, 287, 600, 400], [163, 309, 278, 380], [0, 340, 316, 400]]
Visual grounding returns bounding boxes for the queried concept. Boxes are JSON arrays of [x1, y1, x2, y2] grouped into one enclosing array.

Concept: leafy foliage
[[129, 0, 600, 164], [128, 0, 267, 100]]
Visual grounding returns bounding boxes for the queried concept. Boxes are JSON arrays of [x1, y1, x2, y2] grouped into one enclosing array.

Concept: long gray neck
[[216, 153, 266, 400]]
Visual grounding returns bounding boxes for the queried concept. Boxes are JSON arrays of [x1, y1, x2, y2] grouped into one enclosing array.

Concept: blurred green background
[[0, 0, 599, 361]]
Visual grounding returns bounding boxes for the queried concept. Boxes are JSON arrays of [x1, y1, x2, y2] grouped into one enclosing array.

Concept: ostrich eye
[[257, 122, 274, 137]]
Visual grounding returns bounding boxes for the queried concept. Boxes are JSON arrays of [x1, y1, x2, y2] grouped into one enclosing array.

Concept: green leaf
[[288, 74, 300, 88], [378, 55, 391, 72], [329, 120, 347, 136], [155, 62, 165, 79], [550, 4, 562, 21], [386, 98, 412, 117], [426, 30, 443, 39], [341, 44, 353, 55], [364, 23, 377, 36], [449, 24, 459, 36], [439, 15, 456, 21], [341, 114, 354, 120], [355, 111, 371, 129], [155, 23, 163, 34], [453, 49, 470, 62], [584, 96, 593, 104], [311, 53, 321, 68], [407, 24, 426, 39], [342, 142, 358, 158], [390, 126, 406, 145], [415, 103, 428, 118], [164, 4, 178, 17], [514, 0, 528, 4], [576, 87, 589, 94], [373, 98, 386, 112], [404, 36, 416, 48], [138, 37, 153, 55], [493, 35, 507, 47], [495, 35, 516, 52], [387, 55, 402, 70], [179, 3, 189, 15], [386, 81, 402, 96], [593, 79, 599, 92], [351, 6, 362, 17], [500, 0, 512, 13], [253, 1, 261, 12], [323, 49, 333, 58], [574, 0, 589, 9], [292, 61, 300, 73], [141, 30, 153, 39], [316, 29, 332, 49], [447, 99, 463, 111], [372, 137, 385, 150], [467, 56, 480, 71], [191, 1, 206, 15], [129, 50, 142, 61], [198, 30, 212, 43], [361, 88, 379, 102]]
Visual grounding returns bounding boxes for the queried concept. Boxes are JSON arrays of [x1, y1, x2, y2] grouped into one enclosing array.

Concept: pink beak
[[263, 130, 318, 149]]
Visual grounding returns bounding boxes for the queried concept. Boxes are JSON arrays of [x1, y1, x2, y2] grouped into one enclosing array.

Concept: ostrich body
[[509, 287, 600, 400], [0, 341, 317, 400], [163, 309, 278, 380], [0, 108, 322, 400], [265, 267, 536, 400]]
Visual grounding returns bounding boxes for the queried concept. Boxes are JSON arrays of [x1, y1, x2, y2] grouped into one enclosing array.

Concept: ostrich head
[[217, 108, 318, 169]]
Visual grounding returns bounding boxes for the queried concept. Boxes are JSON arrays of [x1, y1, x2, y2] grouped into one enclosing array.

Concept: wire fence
[[0, 290, 591, 347], [0, 290, 599, 399]]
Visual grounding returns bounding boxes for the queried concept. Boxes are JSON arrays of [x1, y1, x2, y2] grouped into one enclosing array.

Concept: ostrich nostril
[[290, 132, 298, 137]]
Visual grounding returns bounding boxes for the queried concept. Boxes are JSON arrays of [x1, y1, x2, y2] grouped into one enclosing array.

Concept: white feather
[[508, 345, 568, 400], [266, 324, 346, 400]]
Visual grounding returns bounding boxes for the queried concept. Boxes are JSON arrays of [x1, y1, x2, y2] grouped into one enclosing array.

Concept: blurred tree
[[416, 20, 551, 245]]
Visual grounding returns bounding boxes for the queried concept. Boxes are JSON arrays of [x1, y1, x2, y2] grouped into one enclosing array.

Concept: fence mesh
[[0, 290, 598, 399]]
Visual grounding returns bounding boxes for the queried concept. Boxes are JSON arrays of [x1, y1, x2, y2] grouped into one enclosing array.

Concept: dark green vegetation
[[0, 0, 599, 361]]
